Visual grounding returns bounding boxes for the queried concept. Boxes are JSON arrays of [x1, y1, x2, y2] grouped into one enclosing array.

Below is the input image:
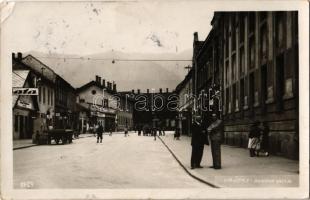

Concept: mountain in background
[[26, 50, 193, 92]]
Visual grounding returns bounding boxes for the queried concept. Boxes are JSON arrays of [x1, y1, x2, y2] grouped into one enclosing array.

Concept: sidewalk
[[13, 139, 37, 150], [159, 132, 299, 188]]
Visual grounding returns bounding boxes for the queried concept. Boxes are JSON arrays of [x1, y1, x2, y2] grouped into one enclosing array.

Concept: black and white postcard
[[1, 0, 309, 199]]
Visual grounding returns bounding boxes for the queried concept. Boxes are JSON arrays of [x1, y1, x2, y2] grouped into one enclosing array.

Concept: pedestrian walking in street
[[124, 126, 128, 137], [260, 121, 270, 156], [96, 123, 103, 143], [248, 120, 262, 157], [190, 115, 205, 169], [108, 127, 113, 136], [207, 113, 223, 169], [153, 128, 157, 141]]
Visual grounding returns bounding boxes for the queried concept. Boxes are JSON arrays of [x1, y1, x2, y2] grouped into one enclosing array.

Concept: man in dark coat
[[207, 113, 223, 169], [191, 115, 205, 169], [97, 123, 104, 143]]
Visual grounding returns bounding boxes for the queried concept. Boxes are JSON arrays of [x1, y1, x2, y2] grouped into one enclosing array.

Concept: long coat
[[207, 120, 223, 141], [191, 122, 205, 146]]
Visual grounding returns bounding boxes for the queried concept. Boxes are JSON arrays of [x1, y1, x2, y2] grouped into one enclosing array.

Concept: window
[[240, 79, 245, 108], [240, 47, 245, 75], [239, 14, 245, 43], [226, 88, 230, 114], [15, 115, 18, 132], [232, 55, 236, 81], [232, 84, 236, 112], [48, 89, 50, 105], [276, 13, 285, 49], [249, 37, 255, 68], [249, 73, 255, 109], [260, 12, 267, 21], [225, 25, 229, 58], [104, 99, 109, 107], [276, 54, 285, 111], [39, 86, 41, 103], [51, 90, 53, 105], [43, 87, 46, 104], [261, 25, 268, 59], [232, 16, 236, 51], [261, 64, 268, 112], [249, 12, 255, 33], [225, 61, 229, 86]]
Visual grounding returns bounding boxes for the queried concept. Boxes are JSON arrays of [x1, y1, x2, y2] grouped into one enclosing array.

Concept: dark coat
[[97, 125, 104, 135], [249, 125, 261, 138], [191, 122, 205, 146]]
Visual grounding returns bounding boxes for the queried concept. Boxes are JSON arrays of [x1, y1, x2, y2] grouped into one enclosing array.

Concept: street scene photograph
[[2, 1, 308, 199]]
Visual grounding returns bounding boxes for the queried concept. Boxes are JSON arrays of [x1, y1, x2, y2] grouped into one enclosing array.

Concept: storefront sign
[[13, 88, 38, 95], [17, 100, 33, 109]]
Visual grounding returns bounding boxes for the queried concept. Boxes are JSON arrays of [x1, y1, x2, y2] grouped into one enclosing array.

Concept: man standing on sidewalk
[[207, 113, 223, 169], [190, 115, 204, 169]]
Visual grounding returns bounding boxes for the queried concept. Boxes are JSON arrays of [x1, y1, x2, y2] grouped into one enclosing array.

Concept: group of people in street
[[248, 121, 270, 157], [190, 113, 223, 170]]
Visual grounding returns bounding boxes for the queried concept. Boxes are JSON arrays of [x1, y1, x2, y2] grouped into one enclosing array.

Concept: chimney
[[102, 79, 106, 87], [159, 88, 162, 93], [107, 82, 111, 89], [12, 53, 16, 60], [137, 89, 140, 94], [98, 76, 102, 85], [113, 82, 116, 92], [166, 88, 169, 93], [132, 89, 135, 94], [193, 32, 198, 42], [17, 52, 22, 60], [95, 75, 99, 82], [147, 89, 149, 93]]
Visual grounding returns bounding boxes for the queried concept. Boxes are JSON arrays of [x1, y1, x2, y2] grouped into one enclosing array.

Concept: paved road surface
[[14, 133, 207, 189]]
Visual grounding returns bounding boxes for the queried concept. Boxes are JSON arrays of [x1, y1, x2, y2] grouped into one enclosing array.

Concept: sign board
[[13, 88, 38, 95], [17, 100, 33, 109]]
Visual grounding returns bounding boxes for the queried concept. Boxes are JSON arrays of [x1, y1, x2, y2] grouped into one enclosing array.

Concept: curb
[[13, 144, 38, 150], [158, 136, 220, 188]]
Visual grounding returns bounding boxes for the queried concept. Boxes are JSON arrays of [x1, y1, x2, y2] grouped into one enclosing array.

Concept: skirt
[[248, 137, 261, 150]]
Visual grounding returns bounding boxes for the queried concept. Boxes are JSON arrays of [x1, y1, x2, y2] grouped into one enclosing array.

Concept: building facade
[[190, 11, 299, 159], [13, 53, 57, 138], [76, 75, 118, 132], [130, 88, 177, 131], [54, 75, 77, 130], [175, 69, 194, 135], [12, 70, 39, 139]]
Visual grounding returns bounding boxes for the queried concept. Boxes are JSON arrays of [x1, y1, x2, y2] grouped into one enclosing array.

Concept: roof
[[76, 80, 116, 94], [21, 55, 56, 83], [175, 68, 193, 93], [12, 70, 30, 106]]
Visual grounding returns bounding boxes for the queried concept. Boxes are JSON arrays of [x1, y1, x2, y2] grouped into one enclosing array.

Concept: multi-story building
[[76, 75, 118, 132], [12, 69, 39, 139], [13, 53, 56, 138], [175, 68, 194, 135], [115, 92, 134, 131], [54, 75, 77, 130], [190, 11, 299, 159], [130, 88, 177, 131]]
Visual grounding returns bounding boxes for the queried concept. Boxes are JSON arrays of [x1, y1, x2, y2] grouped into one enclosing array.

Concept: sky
[[3, 1, 215, 90]]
